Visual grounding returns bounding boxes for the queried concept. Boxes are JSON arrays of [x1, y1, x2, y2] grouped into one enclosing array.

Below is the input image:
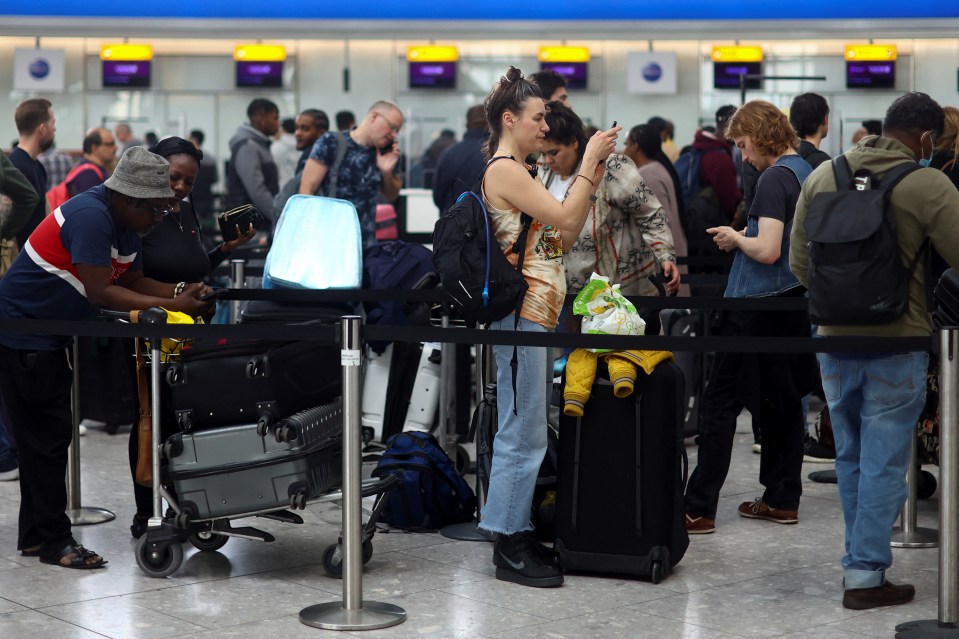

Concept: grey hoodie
[[225, 123, 279, 221]]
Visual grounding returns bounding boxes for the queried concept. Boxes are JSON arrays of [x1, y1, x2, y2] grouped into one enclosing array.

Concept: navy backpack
[[372, 431, 476, 530]]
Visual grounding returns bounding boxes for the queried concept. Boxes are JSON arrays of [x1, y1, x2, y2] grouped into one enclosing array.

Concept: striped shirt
[[0, 185, 141, 350]]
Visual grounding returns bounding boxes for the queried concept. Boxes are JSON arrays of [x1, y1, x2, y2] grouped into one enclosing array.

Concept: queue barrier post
[[66, 339, 116, 525], [896, 328, 959, 638], [229, 259, 245, 324], [299, 316, 406, 631], [890, 432, 938, 548]]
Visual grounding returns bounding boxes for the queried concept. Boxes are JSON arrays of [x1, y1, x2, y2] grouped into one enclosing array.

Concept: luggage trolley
[[99, 308, 397, 578]]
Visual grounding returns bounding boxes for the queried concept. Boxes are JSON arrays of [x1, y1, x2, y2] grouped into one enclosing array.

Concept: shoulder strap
[[324, 132, 350, 197], [63, 162, 104, 186], [830, 156, 855, 190], [877, 161, 921, 191]]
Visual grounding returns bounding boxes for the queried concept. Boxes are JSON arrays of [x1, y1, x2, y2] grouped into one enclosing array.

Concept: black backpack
[[431, 156, 532, 328], [804, 156, 923, 326]]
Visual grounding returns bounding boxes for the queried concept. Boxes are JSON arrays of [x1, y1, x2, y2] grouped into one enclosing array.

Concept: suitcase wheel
[[256, 416, 272, 437], [245, 357, 267, 379], [650, 559, 665, 584], [176, 412, 194, 431], [275, 424, 297, 443], [166, 365, 183, 385], [289, 490, 308, 510], [161, 438, 183, 460]]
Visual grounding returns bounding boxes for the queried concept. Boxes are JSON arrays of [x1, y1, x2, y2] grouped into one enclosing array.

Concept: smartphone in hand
[[199, 289, 226, 302]]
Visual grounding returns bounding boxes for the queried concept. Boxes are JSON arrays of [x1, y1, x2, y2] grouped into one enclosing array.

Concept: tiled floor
[[0, 415, 943, 639]]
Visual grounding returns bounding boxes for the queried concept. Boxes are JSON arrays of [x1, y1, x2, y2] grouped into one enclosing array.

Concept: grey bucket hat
[[103, 146, 173, 200]]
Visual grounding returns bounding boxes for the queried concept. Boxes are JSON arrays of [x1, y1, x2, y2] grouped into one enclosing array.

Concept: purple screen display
[[409, 61, 456, 88], [846, 61, 895, 88], [539, 61, 588, 90], [102, 60, 151, 87], [713, 61, 762, 89], [236, 61, 283, 88]]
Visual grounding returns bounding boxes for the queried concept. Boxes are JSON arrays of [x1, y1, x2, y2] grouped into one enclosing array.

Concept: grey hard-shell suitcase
[[165, 399, 343, 520]]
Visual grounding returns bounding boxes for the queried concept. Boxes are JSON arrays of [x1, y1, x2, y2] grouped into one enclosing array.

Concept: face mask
[[919, 131, 934, 167]]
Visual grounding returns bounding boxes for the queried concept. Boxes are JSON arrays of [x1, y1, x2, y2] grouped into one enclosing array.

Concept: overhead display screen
[[540, 62, 588, 90], [846, 61, 896, 88], [102, 60, 151, 87], [236, 61, 283, 88], [713, 61, 761, 90], [409, 61, 456, 89]]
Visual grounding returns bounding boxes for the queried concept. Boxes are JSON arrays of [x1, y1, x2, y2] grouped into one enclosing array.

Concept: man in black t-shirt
[[9, 99, 55, 248], [789, 93, 831, 170]]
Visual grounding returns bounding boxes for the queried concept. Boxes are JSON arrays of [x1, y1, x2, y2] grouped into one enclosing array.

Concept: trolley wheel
[[650, 560, 664, 585], [135, 536, 183, 578], [256, 417, 270, 438], [455, 445, 470, 475], [188, 530, 229, 552], [918, 470, 938, 500], [174, 511, 191, 530], [322, 544, 343, 578], [362, 539, 374, 564]]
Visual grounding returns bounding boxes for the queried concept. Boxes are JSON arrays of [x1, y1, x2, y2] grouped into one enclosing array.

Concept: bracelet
[[577, 174, 595, 187], [173, 281, 186, 298]]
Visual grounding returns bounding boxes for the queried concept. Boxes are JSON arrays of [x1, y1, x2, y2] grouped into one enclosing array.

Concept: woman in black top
[[128, 137, 255, 537]]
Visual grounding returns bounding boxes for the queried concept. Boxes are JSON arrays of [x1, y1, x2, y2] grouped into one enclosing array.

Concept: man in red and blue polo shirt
[[0, 147, 212, 570]]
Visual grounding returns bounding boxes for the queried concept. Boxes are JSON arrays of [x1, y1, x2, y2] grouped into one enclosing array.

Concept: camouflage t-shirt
[[309, 131, 396, 249]]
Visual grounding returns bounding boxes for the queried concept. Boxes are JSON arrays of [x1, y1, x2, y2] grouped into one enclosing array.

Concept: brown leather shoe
[[685, 513, 716, 534], [738, 499, 798, 524], [843, 580, 915, 610]]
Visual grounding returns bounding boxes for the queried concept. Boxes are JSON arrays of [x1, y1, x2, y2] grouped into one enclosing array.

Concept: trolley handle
[[97, 307, 168, 325]]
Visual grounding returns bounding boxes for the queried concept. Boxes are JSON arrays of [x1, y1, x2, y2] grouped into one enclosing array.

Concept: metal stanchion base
[[299, 601, 406, 631], [440, 520, 493, 542], [67, 507, 116, 526], [809, 469, 838, 484], [896, 620, 959, 637], [891, 526, 939, 548]]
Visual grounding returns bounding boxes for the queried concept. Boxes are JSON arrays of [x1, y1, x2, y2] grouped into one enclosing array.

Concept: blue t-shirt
[[0, 185, 142, 350], [309, 131, 394, 249]]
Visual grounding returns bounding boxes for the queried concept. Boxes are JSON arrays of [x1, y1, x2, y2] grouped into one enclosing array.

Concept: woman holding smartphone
[[478, 67, 619, 587], [127, 137, 254, 538]]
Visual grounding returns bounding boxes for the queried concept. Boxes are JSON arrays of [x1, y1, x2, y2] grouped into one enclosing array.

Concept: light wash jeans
[[479, 315, 552, 535], [817, 351, 928, 590]]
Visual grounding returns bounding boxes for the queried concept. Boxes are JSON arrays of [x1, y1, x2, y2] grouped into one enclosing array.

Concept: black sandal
[[39, 544, 107, 569]]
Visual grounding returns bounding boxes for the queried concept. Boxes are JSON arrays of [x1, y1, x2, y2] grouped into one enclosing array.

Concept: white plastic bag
[[572, 273, 645, 352]]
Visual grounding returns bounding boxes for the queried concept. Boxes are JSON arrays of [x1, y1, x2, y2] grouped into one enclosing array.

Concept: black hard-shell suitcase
[[166, 399, 343, 520], [166, 338, 340, 432], [556, 360, 689, 583], [661, 308, 707, 439]]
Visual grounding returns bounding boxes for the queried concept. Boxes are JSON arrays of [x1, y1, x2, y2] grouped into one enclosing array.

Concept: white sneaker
[[752, 443, 762, 454], [0, 466, 19, 481], [78, 424, 87, 436]]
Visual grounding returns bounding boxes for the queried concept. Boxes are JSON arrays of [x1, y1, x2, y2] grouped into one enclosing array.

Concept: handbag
[[134, 339, 153, 487], [217, 203, 262, 241]]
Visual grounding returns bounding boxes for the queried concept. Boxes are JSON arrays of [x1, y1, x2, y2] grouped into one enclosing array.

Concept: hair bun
[[505, 66, 523, 83]]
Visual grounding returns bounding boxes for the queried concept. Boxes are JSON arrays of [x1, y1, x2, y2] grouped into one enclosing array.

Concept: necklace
[[170, 210, 183, 232]]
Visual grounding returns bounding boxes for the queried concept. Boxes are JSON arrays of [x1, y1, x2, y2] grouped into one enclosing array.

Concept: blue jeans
[[479, 316, 552, 535], [817, 351, 927, 590]]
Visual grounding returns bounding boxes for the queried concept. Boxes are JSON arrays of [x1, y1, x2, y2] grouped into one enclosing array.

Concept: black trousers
[[0, 344, 75, 553], [684, 310, 806, 519]]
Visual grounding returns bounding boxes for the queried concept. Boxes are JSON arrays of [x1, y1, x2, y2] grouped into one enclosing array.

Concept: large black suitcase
[[661, 308, 708, 439], [556, 360, 689, 583], [166, 338, 341, 432], [166, 399, 343, 520]]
